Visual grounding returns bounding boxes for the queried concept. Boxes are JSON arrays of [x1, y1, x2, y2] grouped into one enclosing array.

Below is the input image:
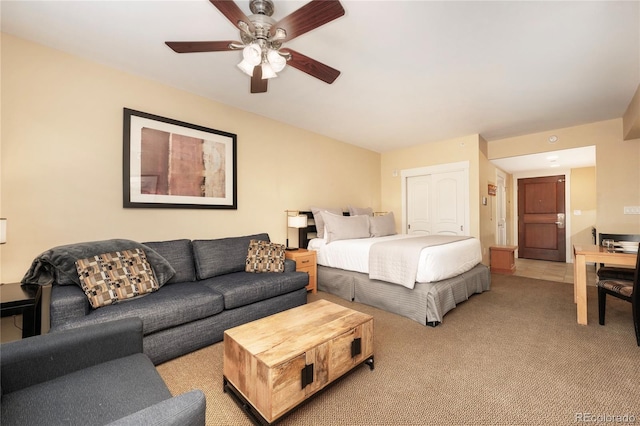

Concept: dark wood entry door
[[518, 175, 566, 262]]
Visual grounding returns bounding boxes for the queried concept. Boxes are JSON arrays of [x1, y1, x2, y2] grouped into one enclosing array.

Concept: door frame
[[511, 168, 572, 263], [401, 161, 470, 235], [496, 169, 507, 245]]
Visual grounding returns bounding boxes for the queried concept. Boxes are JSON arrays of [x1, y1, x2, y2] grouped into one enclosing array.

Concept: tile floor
[[513, 257, 598, 285]]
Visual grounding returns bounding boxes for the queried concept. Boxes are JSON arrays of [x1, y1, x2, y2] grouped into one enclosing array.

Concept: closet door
[[406, 169, 466, 235], [406, 175, 431, 234], [431, 170, 465, 235]]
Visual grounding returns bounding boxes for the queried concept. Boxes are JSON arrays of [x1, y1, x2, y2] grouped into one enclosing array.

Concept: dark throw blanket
[[21, 239, 176, 286]]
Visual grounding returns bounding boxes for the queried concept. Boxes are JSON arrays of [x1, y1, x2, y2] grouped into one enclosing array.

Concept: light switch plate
[[623, 206, 640, 214]]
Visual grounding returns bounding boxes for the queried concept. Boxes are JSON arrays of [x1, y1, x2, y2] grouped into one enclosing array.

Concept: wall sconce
[[285, 210, 307, 250], [0, 218, 6, 244]]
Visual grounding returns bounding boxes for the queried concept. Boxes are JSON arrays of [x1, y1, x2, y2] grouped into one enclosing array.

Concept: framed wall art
[[123, 108, 237, 209]]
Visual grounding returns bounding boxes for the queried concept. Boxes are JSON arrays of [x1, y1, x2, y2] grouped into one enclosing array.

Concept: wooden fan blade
[[165, 41, 238, 53], [209, 0, 255, 32], [273, 0, 345, 42], [251, 66, 269, 93], [281, 48, 340, 84]]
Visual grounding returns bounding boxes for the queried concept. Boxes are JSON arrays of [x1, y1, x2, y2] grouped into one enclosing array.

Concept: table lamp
[[285, 211, 307, 250]]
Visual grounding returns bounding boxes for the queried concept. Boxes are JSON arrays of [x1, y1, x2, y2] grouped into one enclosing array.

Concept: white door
[[406, 169, 466, 236], [497, 172, 507, 245], [406, 175, 431, 235], [431, 171, 465, 235]]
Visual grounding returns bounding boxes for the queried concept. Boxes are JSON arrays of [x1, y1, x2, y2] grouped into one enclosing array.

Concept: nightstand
[[1, 282, 42, 338], [285, 249, 317, 293], [490, 245, 517, 274]]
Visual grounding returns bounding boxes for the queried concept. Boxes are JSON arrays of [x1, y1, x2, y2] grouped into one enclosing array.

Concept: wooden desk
[[573, 244, 636, 325]]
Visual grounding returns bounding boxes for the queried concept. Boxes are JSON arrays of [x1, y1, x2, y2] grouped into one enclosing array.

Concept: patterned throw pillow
[[75, 248, 159, 309], [245, 240, 285, 273]]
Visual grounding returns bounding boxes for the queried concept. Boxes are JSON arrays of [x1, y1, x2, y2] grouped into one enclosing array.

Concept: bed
[[298, 210, 490, 326]]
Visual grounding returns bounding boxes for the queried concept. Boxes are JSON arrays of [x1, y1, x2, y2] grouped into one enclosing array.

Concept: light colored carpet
[[157, 274, 640, 425]]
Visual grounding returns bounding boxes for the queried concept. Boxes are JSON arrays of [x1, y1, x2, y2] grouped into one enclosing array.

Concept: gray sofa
[[23, 233, 309, 365], [1, 317, 206, 426]]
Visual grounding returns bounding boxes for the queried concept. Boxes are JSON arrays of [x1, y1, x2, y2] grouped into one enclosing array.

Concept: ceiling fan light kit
[[236, 42, 286, 79], [166, 0, 345, 93]]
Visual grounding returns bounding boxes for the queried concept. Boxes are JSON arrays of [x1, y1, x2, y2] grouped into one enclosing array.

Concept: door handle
[[555, 213, 565, 229]]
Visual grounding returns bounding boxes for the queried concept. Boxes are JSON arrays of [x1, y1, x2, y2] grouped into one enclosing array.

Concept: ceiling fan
[[166, 0, 345, 93]]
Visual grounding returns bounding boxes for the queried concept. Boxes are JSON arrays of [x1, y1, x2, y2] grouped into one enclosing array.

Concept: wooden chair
[[597, 252, 640, 346], [597, 233, 640, 281]]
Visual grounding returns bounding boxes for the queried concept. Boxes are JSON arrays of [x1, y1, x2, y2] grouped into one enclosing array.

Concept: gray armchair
[[1, 317, 205, 426]]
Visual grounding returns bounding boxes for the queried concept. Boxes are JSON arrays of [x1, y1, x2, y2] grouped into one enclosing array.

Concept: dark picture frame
[[123, 108, 237, 209]]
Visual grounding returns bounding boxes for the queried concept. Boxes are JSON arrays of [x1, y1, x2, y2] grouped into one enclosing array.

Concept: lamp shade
[[0, 218, 6, 244], [237, 59, 255, 76], [267, 49, 286, 72], [242, 43, 262, 66], [261, 62, 277, 79], [287, 215, 307, 229]]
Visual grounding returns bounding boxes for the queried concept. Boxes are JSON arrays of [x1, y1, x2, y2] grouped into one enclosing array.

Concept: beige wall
[[478, 136, 498, 263], [570, 167, 597, 247], [623, 83, 640, 141], [0, 34, 381, 282], [488, 119, 640, 239]]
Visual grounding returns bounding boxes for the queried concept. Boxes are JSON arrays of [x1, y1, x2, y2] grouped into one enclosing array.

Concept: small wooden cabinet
[[223, 300, 374, 424], [285, 248, 317, 293], [490, 245, 517, 274]]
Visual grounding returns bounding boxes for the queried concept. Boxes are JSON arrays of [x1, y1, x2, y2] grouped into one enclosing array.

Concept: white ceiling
[[2, 1, 639, 158]]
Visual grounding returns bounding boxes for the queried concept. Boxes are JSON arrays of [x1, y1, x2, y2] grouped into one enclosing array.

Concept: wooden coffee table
[[223, 299, 374, 425]]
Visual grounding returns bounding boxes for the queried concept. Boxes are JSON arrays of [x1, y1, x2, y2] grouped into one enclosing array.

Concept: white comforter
[[308, 234, 482, 284]]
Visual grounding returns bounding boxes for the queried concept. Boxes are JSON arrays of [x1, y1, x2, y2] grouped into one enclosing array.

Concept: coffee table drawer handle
[[351, 338, 362, 358], [301, 363, 314, 389]]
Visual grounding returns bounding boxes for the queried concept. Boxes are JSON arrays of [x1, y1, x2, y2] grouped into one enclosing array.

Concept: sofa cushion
[[53, 282, 225, 336], [75, 249, 160, 309], [192, 233, 270, 280], [50, 285, 90, 328], [142, 239, 196, 284], [202, 271, 309, 310], [0, 353, 171, 426], [245, 240, 285, 273]]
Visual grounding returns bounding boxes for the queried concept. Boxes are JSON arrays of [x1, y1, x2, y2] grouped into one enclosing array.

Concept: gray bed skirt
[[318, 263, 490, 326]]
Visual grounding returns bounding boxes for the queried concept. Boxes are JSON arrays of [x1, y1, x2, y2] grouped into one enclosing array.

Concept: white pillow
[[307, 238, 327, 250], [310, 206, 342, 238], [370, 212, 397, 237], [322, 211, 371, 244], [348, 206, 374, 216]]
